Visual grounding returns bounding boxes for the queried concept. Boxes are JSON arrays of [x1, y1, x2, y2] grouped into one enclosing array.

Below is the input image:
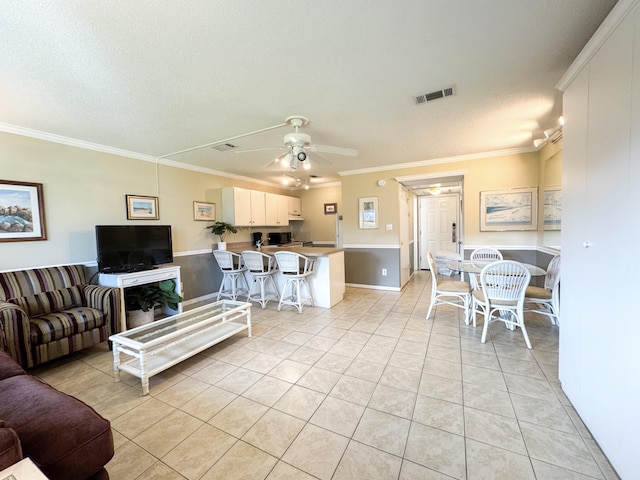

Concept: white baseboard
[[346, 283, 401, 292]]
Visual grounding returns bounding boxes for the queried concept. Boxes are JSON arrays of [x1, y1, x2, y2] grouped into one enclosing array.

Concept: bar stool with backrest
[[274, 251, 315, 313], [241, 250, 279, 309], [426, 251, 472, 324], [524, 254, 560, 325], [212, 250, 249, 301], [475, 260, 532, 348]]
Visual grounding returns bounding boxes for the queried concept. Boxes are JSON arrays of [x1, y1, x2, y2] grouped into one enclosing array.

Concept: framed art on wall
[[193, 201, 215, 221], [324, 203, 337, 215], [543, 187, 561, 231], [359, 197, 378, 229], [0, 179, 47, 242], [126, 195, 159, 220], [480, 187, 537, 231]]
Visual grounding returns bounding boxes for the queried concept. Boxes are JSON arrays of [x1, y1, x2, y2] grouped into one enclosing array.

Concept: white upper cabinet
[[222, 187, 266, 226], [288, 196, 302, 216], [223, 188, 302, 226], [265, 193, 289, 226]]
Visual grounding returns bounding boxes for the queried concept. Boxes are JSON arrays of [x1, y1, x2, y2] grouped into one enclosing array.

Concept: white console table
[[98, 266, 182, 332]]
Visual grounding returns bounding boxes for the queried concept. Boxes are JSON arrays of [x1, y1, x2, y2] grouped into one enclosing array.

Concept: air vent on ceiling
[[211, 143, 236, 152], [413, 85, 456, 105]]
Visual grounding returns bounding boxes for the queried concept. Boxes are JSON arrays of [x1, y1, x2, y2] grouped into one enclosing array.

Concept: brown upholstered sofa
[[0, 349, 114, 479], [0, 265, 120, 368]]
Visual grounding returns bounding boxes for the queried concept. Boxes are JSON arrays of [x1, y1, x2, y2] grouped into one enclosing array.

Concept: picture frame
[[126, 194, 159, 220], [543, 187, 561, 231], [480, 187, 538, 231], [324, 203, 337, 215], [193, 201, 215, 221], [0, 179, 47, 242], [358, 196, 378, 229]]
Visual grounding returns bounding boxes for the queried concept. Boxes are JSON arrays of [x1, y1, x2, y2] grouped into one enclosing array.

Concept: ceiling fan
[[238, 116, 358, 171]]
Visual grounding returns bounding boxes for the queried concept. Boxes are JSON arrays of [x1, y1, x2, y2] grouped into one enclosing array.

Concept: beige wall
[[297, 184, 342, 243], [339, 151, 544, 247], [0, 129, 560, 272], [0, 132, 296, 270]]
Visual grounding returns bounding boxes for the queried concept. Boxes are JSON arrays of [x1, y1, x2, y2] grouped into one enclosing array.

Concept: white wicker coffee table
[[109, 300, 251, 395]]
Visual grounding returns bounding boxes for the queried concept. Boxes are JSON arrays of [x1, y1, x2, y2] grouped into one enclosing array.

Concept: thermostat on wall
[[377, 179, 386, 187]]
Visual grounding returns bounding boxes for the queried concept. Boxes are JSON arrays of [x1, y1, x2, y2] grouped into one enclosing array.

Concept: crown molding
[[556, 0, 640, 92], [0, 122, 286, 189], [338, 146, 535, 177]]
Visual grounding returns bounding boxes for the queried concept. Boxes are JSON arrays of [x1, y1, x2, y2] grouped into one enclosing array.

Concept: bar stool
[[274, 251, 315, 313], [212, 250, 248, 301], [241, 250, 279, 309]]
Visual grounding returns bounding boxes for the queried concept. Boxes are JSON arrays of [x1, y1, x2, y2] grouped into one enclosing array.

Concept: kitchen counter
[[259, 245, 343, 256], [214, 243, 345, 308]]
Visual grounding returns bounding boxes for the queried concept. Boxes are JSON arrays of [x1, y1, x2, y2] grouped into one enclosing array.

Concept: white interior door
[[419, 194, 460, 269]]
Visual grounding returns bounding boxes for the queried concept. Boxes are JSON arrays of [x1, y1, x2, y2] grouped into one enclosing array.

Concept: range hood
[[288, 215, 304, 221]]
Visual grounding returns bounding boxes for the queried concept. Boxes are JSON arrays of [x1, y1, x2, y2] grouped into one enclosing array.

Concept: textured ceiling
[[0, 0, 617, 187]]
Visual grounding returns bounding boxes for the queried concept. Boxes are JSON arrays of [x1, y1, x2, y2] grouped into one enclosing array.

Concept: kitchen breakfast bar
[[218, 244, 345, 308]]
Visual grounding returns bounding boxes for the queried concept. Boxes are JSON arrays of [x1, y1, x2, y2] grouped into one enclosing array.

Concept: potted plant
[[206, 221, 237, 250], [125, 279, 183, 328]]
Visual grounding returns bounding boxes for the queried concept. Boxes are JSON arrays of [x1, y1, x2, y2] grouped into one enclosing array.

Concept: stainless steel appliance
[[267, 231, 292, 245]]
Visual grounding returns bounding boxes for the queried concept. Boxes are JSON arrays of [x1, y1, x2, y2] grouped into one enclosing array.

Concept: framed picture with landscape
[[193, 201, 215, 221], [0, 179, 47, 242], [126, 194, 159, 220], [480, 187, 537, 231]]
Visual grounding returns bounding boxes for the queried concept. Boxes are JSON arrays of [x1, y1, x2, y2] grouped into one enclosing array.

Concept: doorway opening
[[396, 171, 466, 272]]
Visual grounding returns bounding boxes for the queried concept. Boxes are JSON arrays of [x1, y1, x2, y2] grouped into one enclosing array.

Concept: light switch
[[386, 224, 392, 231]]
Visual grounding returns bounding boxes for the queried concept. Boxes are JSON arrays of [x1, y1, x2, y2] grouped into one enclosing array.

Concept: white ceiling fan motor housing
[[284, 132, 311, 148]]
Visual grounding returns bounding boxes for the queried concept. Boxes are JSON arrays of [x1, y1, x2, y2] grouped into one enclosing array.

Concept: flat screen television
[[95, 225, 173, 273]]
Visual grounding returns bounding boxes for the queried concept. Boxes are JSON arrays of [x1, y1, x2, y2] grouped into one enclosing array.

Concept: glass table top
[[445, 259, 546, 276], [113, 300, 250, 345]]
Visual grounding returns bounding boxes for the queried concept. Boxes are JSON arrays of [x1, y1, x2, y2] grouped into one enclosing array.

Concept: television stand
[[98, 266, 182, 332]]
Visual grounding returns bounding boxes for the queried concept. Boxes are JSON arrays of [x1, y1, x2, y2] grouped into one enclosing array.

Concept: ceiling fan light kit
[[232, 115, 357, 176]]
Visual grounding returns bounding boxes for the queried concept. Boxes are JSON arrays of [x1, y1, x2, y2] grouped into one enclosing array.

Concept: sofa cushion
[[0, 266, 86, 301], [0, 375, 114, 480], [9, 286, 84, 317], [29, 307, 105, 345], [0, 420, 22, 471], [0, 350, 26, 381]]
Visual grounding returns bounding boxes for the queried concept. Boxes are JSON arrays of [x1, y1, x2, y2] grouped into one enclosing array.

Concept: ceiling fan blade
[[306, 151, 331, 166], [312, 144, 358, 157]]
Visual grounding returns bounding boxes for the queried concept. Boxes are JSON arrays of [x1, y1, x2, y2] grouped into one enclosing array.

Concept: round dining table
[[445, 259, 546, 277]]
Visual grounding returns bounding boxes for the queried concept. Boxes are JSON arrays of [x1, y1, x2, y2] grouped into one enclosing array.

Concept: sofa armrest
[[82, 285, 121, 335], [0, 302, 32, 368], [0, 421, 23, 471]]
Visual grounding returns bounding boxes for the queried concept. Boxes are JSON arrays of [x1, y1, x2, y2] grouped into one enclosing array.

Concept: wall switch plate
[[386, 224, 392, 230], [382, 268, 387, 276]]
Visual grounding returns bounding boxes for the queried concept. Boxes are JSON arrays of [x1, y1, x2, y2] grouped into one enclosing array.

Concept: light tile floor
[[32, 271, 619, 480]]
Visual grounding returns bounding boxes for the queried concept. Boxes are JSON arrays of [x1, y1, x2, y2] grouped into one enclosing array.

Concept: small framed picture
[[324, 203, 337, 215], [193, 201, 215, 221], [126, 195, 159, 220], [359, 197, 378, 229], [0, 179, 47, 242]]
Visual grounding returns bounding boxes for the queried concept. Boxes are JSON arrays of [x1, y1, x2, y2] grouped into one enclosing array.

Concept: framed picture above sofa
[[0, 179, 47, 242]]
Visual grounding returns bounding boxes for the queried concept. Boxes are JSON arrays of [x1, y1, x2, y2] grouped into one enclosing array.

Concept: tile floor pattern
[[31, 271, 619, 480]]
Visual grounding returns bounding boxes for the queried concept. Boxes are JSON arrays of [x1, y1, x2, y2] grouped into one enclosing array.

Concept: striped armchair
[[0, 265, 120, 368]]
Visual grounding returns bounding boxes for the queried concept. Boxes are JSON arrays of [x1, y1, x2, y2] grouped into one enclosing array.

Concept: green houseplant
[[125, 279, 183, 328], [206, 221, 237, 249]]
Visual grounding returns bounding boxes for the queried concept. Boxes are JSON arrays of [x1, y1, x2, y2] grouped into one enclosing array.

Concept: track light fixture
[[281, 173, 311, 189], [532, 116, 564, 149]]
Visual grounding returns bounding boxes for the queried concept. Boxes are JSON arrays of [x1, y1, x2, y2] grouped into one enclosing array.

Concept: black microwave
[[267, 232, 292, 245]]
